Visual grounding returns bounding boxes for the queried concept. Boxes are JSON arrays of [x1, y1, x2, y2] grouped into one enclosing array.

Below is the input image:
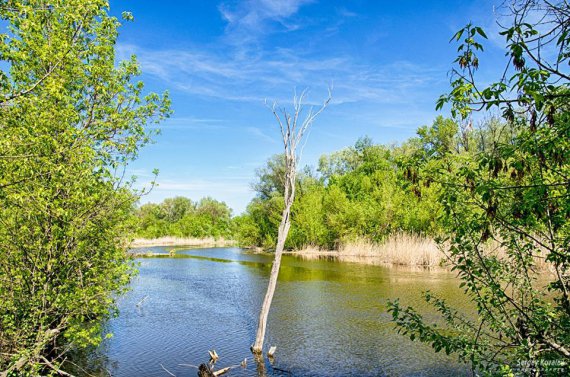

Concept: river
[[86, 246, 469, 376]]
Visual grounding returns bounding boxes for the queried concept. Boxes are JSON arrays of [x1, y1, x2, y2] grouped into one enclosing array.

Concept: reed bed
[[341, 234, 441, 266], [476, 237, 553, 273], [130, 236, 237, 248], [294, 233, 554, 272], [294, 233, 443, 267]]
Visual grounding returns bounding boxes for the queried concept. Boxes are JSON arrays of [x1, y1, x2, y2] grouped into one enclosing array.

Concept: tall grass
[[341, 234, 442, 266], [130, 236, 236, 248], [294, 233, 554, 271], [295, 233, 443, 267], [477, 237, 553, 273]]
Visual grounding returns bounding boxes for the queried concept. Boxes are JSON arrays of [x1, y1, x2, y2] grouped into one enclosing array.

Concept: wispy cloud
[[219, 0, 313, 34], [119, 42, 443, 107], [127, 168, 156, 178], [116, 0, 444, 108], [157, 178, 251, 193], [245, 126, 278, 144], [157, 117, 228, 131], [336, 7, 357, 19]]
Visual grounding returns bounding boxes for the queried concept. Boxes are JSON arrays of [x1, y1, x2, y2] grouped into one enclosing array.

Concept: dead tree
[[251, 88, 331, 354]]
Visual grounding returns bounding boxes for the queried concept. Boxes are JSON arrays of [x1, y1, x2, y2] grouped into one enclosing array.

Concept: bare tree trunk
[[252, 168, 295, 353], [252, 89, 330, 354]]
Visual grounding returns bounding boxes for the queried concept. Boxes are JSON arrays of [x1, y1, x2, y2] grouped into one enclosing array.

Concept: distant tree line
[[141, 115, 514, 254], [135, 197, 234, 239]]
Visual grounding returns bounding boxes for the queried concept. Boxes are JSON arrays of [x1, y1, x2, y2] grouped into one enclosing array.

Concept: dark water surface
[[89, 247, 469, 376]]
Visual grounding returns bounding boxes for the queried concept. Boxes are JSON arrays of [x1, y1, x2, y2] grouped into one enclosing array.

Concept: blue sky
[[111, 0, 507, 214]]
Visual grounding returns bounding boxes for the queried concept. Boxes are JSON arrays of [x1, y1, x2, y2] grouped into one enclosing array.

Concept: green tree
[[241, 154, 316, 249], [252, 154, 287, 200], [134, 197, 234, 239], [136, 202, 169, 238], [239, 132, 448, 251], [288, 178, 328, 248], [0, 1, 170, 374], [416, 116, 459, 158], [161, 196, 195, 223], [389, 1, 570, 375], [233, 213, 262, 247]]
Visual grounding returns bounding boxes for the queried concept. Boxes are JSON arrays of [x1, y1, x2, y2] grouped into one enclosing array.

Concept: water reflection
[[80, 247, 468, 376]]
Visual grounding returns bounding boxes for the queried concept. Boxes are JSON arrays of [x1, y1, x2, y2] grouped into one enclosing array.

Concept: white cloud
[[219, 0, 313, 32], [156, 117, 228, 131], [119, 42, 443, 107], [127, 168, 156, 178], [115, 0, 443, 108], [156, 179, 251, 193]]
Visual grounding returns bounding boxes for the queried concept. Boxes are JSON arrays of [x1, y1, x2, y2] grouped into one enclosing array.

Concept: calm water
[[85, 247, 470, 377]]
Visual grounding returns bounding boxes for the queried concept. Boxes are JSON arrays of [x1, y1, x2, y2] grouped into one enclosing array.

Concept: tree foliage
[[236, 128, 449, 250], [135, 196, 234, 239], [0, 0, 170, 374], [390, 1, 570, 375]]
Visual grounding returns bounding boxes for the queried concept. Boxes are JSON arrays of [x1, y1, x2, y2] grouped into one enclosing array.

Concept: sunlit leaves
[[395, 1, 570, 375], [0, 0, 170, 373]]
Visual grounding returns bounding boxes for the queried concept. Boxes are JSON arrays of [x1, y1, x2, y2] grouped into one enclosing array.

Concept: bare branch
[[160, 364, 176, 377]]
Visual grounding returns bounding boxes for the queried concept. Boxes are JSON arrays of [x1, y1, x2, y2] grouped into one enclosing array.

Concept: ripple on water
[[83, 247, 469, 377]]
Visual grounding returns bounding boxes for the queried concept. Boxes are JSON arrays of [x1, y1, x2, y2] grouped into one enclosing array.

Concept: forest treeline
[[135, 197, 234, 239], [136, 115, 511, 250]]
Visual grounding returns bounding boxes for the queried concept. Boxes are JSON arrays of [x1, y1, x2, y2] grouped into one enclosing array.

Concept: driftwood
[[213, 367, 231, 376], [197, 363, 214, 377], [193, 350, 243, 377], [196, 363, 233, 377], [168, 351, 246, 377], [208, 349, 219, 362], [267, 346, 277, 358], [136, 295, 149, 307], [160, 364, 176, 377]]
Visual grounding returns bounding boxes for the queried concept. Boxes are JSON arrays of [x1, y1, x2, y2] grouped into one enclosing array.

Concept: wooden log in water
[[136, 295, 148, 307], [213, 367, 231, 376], [268, 346, 277, 358], [198, 363, 214, 377], [196, 363, 231, 377]]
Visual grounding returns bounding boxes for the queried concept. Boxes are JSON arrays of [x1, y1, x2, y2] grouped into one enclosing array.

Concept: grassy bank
[[130, 236, 237, 248]]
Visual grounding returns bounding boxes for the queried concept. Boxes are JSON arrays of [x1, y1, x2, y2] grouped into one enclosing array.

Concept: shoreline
[[128, 234, 551, 272], [285, 251, 451, 271], [130, 236, 237, 248]]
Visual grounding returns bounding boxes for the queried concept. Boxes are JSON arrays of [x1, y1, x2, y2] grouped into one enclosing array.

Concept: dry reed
[[130, 237, 237, 248], [294, 233, 443, 267], [294, 233, 555, 272]]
